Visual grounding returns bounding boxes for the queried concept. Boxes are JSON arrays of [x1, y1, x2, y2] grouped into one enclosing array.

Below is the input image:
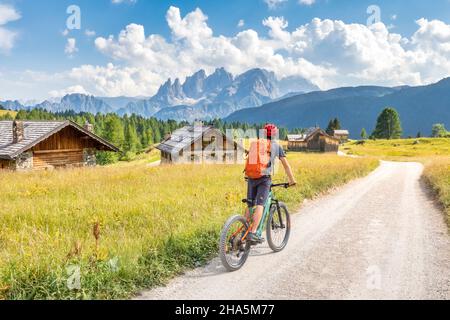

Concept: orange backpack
[[245, 139, 272, 179]]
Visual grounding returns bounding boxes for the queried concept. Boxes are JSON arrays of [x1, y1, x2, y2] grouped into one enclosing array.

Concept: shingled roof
[[287, 127, 339, 142], [156, 125, 244, 154], [0, 120, 119, 160]]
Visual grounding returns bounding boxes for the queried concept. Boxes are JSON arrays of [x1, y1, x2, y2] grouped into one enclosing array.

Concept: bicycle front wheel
[[266, 202, 291, 252], [219, 215, 251, 272]]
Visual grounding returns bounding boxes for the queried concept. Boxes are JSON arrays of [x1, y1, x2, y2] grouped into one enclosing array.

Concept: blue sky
[[1, 0, 450, 100]]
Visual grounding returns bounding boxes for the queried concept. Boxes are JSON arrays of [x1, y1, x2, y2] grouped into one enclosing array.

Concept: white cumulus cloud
[[299, 0, 316, 5], [111, 0, 137, 4], [11, 6, 450, 100], [264, 0, 288, 10], [85, 29, 96, 37], [0, 4, 21, 53], [78, 7, 450, 97], [48, 85, 89, 98]]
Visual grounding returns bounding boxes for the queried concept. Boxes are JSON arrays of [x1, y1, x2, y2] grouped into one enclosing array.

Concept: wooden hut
[[0, 120, 119, 171], [288, 128, 340, 153], [156, 124, 244, 164], [333, 129, 350, 143]]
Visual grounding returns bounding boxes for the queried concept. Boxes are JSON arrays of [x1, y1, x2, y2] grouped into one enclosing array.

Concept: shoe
[[247, 232, 263, 243]]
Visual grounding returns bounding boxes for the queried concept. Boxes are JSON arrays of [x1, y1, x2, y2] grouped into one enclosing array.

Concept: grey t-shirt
[[264, 141, 286, 176]]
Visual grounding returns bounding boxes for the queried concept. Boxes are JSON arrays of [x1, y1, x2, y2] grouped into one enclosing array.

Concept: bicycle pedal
[[250, 238, 265, 245]]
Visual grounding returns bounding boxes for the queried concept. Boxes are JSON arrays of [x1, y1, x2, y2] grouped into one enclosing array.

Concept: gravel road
[[137, 161, 450, 300]]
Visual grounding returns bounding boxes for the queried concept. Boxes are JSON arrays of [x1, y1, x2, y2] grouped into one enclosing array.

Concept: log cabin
[[333, 129, 350, 143], [156, 124, 245, 164], [0, 120, 119, 171], [287, 128, 340, 153]]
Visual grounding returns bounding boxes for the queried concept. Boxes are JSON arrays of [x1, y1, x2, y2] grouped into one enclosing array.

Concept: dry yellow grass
[[0, 110, 17, 118], [0, 153, 378, 299], [423, 158, 450, 225]]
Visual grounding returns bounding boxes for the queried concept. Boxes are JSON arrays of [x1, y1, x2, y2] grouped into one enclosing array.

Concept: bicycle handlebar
[[271, 183, 290, 189], [244, 178, 294, 189]]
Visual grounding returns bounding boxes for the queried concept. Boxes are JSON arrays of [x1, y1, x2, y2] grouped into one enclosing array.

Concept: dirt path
[[137, 161, 450, 300]]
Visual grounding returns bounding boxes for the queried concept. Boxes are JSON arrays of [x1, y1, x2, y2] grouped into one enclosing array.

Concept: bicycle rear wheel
[[219, 215, 251, 272], [266, 202, 291, 252]]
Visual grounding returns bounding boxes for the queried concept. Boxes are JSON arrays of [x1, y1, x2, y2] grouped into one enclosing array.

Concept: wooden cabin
[[288, 128, 340, 153], [0, 120, 119, 171], [156, 124, 244, 164], [333, 129, 350, 143]]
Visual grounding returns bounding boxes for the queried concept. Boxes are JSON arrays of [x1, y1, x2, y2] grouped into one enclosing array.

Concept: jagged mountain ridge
[[1, 67, 319, 120]]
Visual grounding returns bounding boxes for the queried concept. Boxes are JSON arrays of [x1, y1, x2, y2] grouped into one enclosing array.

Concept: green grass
[[343, 138, 450, 160], [108, 148, 161, 168], [0, 153, 378, 299]]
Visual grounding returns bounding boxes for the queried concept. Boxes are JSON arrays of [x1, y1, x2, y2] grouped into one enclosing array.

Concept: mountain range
[[225, 79, 450, 137], [1, 68, 449, 138], [0, 68, 318, 122]]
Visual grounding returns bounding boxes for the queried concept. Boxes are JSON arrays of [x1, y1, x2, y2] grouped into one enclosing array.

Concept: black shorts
[[247, 176, 272, 207]]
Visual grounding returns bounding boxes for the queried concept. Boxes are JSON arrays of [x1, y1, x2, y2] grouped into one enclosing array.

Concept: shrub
[[96, 151, 119, 165]]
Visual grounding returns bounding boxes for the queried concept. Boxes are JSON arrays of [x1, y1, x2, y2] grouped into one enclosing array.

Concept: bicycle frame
[[229, 183, 287, 242], [243, 190, 278, 239], [255, 191, 273, 237]]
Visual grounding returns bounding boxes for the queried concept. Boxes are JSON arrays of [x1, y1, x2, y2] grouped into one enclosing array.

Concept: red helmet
[[264, 123, 278, 139]]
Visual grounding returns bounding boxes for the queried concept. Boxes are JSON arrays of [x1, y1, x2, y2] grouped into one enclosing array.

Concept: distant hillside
[[225, 80, 450, 137]]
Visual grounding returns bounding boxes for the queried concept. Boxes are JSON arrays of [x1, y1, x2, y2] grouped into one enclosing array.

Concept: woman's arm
[[280, 157, 297, 186]]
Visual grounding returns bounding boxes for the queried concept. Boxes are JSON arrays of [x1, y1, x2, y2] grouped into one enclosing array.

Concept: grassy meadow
[[343, 138, 450, 227], [423, 158, 450, 225], [0, 110, 17, 118], [0, 153, 378, 299], [343, 138, 450, 160]]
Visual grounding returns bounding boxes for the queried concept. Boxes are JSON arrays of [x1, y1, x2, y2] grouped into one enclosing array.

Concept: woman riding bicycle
[[244, 124, 297, 243]]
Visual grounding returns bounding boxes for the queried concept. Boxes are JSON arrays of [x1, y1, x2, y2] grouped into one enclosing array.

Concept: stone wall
[[83, 148, 97, 167], [15, 151, 33, 171]]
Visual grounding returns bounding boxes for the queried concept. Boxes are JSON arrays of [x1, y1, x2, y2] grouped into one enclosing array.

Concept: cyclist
[[244, 123, 296, 243]]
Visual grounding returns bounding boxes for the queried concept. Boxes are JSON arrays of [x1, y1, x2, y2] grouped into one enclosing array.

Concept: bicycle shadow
[[183, 246, 275, 279]]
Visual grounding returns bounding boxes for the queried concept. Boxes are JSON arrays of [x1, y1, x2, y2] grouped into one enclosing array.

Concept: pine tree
[[326, 120, 335, 135], [431, 124, 448, 138], [372, 107, 403, 139], [104, 116, 125, 148], [333, 118, 341, 131], [361, 128, 367, 140], [124, 122, 141, 152]]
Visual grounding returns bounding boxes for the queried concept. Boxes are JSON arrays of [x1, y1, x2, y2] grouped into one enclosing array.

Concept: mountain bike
[[219, 182, 292, 272]]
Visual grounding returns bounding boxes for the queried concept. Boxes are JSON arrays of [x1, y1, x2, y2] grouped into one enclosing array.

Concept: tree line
[[324, 107, 449, 141], [0, 107, 304, 163], [358, 107, 449, 140]]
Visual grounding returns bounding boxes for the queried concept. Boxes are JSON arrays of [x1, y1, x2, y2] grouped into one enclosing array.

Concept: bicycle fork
[[272, 200, 286, 230]]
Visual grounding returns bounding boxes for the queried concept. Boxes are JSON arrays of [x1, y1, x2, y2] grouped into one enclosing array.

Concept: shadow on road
[[182, 246, 275, 279]]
